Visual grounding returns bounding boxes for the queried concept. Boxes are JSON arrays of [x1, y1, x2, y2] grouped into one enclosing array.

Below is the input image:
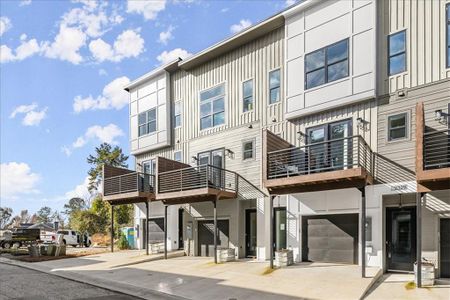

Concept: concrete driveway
[[1, 251, 381, 300]]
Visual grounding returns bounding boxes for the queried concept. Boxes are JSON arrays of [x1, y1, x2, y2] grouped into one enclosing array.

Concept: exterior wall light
[[297, 131, 306, 142], [357, 117, 367, 130], [191, 156, 198, 164], [435, 109, 448, 124]]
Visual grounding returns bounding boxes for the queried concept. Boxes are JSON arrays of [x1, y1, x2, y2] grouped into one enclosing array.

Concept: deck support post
[[417, 192, 424, 288], [360, 186, 366, 278], [164, 205, 168, 259], [269, 195, 274, 269], [110, 205, 114, 253], [145, 200, 149, 256], [214, 197, 218, 264]]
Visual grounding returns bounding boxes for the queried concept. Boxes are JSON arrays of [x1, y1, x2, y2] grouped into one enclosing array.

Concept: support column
[[110, 205, 114, 253], [360, 187, 366, 278], [417, 192, 423, 288], [145, 200, 149, 256], [164, 205, 168, 259], [269, 195, 274, 269], [213, 197, 218, 264]]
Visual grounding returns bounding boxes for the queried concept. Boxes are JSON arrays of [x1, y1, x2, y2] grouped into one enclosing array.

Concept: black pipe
[[360, 187, 366, 278], [214, 198, 218, 264], [111, 205, 114, 253], [417, 192, 423, 288], [269, 195, 274, 269], [164, 205, 168, 259], [145, 201, 149, 256]]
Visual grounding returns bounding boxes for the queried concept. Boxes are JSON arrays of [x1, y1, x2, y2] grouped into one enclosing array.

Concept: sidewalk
[[1, 251, 382, 300]]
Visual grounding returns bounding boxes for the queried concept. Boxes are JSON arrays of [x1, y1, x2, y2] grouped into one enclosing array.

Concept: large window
[[388, 30, 406, 75], [447, 4, 450, 68], [143, 159, 156, 175], [388, 113, 408, 141], [269, 69, 280, 104], [174, 101, 181, 128], [138, 108, 157, 137], [200, 84, 225, 130], [305, 39, 349, 90], [243, 79, 253, 112]]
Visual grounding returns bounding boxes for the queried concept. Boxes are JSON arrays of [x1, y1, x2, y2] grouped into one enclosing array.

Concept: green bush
[[117, 232, 129, 250]]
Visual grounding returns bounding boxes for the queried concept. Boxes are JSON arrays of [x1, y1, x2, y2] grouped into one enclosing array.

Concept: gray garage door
[[198, 220, 229, 257], [302, 214, 359, 264]]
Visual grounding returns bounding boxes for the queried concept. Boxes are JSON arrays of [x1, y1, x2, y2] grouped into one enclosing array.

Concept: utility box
[[121, 227, 135, 249]]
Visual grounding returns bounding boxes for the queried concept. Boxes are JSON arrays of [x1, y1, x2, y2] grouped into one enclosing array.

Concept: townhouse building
[[102, 0, 450, 283]]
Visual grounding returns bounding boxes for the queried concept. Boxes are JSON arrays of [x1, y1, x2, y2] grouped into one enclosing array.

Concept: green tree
[[87, 143, 128, 192], [51, 210, 66, 229], [0, 207, 13, 229], [70, 210, 103, 235], [36, 206, 53, 223], [63, 197, 87, 217]]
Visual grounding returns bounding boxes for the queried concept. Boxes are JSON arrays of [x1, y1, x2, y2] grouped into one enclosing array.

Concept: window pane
[[174, 152, 182, 162], [269, 70, 280, 89], [389, 53, 406, 75], [175, 102, 181, 115], [243, 97, 253, 112], [270, 87, 280, 104], [389, 31, 405, 56], [138, 112, 146, 125], [200, 116, 211, 130], [174, 115, 181, 127], [327, 40, 348, 64], [389, 128, 406, 140], [389, 114, 406, 128], [148, 121, 156, 133], [244, 141, 253, 151], [243, 80, 253, 98], [148, 109, 156, 121], [328, 60, 348, 82], [305, 49, 325, 72], [200, 84, 225, 101], [213, 112, 225, 126], [200, 102, 211, 117], [306, 68, 325, 89], [213, 98, 224, 113], [139, 125, 147, 136], [243, 150, 253, 160]]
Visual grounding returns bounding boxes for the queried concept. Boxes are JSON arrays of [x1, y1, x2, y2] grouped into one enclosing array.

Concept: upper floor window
[[138, 108, 157, 137], [174, 101, 182, 128], [242, 139, 255, 160], [269, 69, 280, 104], [388, 112, 408, 141], [305, 39, 349, 90], [200, 83, 225, 130], [174, 151, 182, 162], [388, 30, 406, 75], [447, 4, 450, 68], [243, 79, 253, 112], [143, 159, 156, 175]]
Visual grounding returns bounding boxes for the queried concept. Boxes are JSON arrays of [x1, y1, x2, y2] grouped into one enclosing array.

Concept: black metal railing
[[158, 164, 238, 194], [103, 172, 155, 196], [423, 129, 450, 170], [267, 135, 373, 179]]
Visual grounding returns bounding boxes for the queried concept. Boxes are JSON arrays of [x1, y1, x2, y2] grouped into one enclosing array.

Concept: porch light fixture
[[297, 131, 306, 142], [225, 149, 234, 158], [191, 156, 198, 163], [357, 117, 368, 130], [435, 109, 448, 124]]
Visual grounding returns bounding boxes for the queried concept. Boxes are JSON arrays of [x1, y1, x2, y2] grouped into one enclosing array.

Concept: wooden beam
[[415, 102, 425, 176]]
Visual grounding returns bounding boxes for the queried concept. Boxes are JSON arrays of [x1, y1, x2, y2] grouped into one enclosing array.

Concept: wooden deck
[[156, 188, 236, 205], [103, 191, 155, 205]]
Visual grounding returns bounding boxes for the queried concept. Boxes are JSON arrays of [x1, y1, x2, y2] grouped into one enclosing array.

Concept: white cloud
[[98, 68, 107, 76], [73, 76, 130, 113], [0, 162, 40, 199], [71, 124, 124, 150], [10, 103, 48, 126], [0, 17, 12, 36], [230, 19, 252, 34], [64, 176, 91, 200], [158, 25, 174, 45], [61, 145, 72, 157], [41, 25, 87, 64], [0, 45, 15, 63], [72, 136, 87, 148], [127, 0, 166, 20], [0, 36, 42, 63], [89, 29, 144, 62], [157, 48, 191, 65], [19, 0, 32, 6], [285, 0, 297, 7], [221, 8, 229, 13]]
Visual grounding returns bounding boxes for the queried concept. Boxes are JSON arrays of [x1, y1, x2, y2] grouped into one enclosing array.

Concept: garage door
[[302, 214, 358, 264], [198, 220, 229, 257]]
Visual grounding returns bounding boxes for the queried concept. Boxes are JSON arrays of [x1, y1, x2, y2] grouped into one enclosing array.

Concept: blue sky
[[0, 0, 293, 216]]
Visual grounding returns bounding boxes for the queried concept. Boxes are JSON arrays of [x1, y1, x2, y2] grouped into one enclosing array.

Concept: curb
[[0, 257, 189, 300]]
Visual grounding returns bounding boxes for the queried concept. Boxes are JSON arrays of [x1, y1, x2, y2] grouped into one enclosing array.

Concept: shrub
[[117, 232, 129, 250]]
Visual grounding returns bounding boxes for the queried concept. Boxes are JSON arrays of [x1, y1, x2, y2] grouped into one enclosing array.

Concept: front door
[[178, 208, 184, 249], [245, 209, 257, 257], [386, 207, 417, 272], [440, 218, 450, 278], [198, 149, 224, 188], [273, 207, 287, 252]]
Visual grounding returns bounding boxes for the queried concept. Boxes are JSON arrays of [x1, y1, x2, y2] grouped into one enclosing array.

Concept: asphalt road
[[0, 262, 141, 300]]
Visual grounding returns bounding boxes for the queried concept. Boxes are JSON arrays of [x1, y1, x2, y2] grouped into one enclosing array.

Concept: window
[[143, 159, 156, 175], [388, 113, 408, 141], [138, 108, 157, 137], [174, 151, 182, 162], [269, 69, 280, 104], [388, 30, 406, 75], [447, 4, 450, 68], [200, 84, 225, 130], [305, 39, 349, 89], [242, 79, 253, 112], [242, 140, 255, 160], [174, 101, 182, 128]]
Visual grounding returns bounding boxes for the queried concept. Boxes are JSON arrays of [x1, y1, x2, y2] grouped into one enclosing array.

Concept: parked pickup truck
[[0, 228, 40, 249], [56, 230, 91, 247]]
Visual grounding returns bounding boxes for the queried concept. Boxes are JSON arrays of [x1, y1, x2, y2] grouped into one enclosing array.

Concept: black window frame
[[388, 30, 407, 76], [387, 112, 408, 142], [447, 3, 450, 68], [138, 108, 157, 137], [199, 83, 226, 130], [242, 79, 254, 112], [242, 139, 255, 160], [304, 38, 349, 90], [269, 69, 281, 105]]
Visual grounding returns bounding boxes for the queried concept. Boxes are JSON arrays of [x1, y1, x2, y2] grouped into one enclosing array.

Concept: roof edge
[[124, 58, 180, 91]]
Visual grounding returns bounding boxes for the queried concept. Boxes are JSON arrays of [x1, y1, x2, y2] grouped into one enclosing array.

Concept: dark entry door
[[245, 209, 257, 257], [302, 214, 359, 264], [273, 207, 287, 252], [440, 218, 450, 278], [198, 149, 224, 188], [197, 220, 229, 257], [386, 207, 416, 272], [178, 208, 184, 249]]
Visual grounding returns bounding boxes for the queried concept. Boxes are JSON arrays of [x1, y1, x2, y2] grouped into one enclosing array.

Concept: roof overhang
[[124, 59, 180, 91]]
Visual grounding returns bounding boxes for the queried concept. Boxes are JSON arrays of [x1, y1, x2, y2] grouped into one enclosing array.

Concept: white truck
[[56, 230, 92, 247]]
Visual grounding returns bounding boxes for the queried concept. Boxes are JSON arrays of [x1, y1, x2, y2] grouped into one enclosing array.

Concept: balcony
[[157, 164, 238, 204], [263, 130, 374, 194], [416, 103, 450, 191], [102, 165, 155, 204]]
